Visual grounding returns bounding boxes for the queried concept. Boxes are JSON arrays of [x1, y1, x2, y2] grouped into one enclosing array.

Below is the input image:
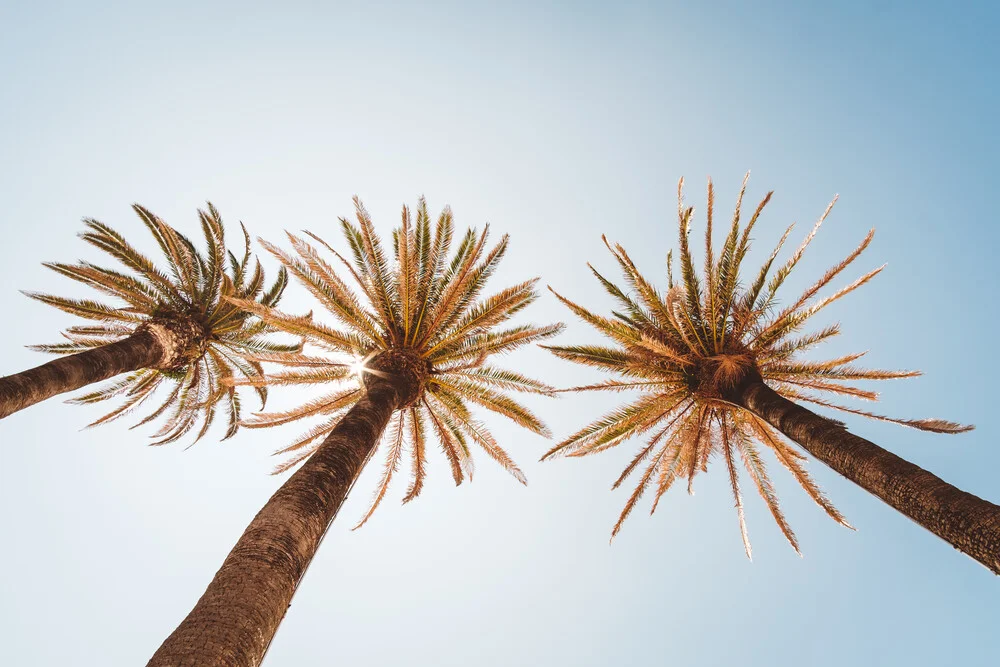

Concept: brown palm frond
[[402, 407, 427, 503], [721, 417, 753, 560], [241, 388, 360, 429], [542, 392, 681, 461], [747, 415, 852, 529], [784, 390, 973, 433], [430, 323, 562, 363], [353, 411, 407, 529], [555, 379, 673, 393], [449, 366, 556, 395], [424, 396, 465, 486], [736, 429, 800, 555], [431, 377, 550, 437]]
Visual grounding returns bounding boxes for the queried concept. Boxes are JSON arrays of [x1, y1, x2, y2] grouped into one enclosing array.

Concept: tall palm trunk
[[0, 329, 165, 419], [0, 318, 204, 420], [731, 379, 1000, 574], [146, 376, 403, 667]]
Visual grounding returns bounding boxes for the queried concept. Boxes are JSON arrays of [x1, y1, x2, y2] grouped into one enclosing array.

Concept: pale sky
[[1, 1, 998, 665]]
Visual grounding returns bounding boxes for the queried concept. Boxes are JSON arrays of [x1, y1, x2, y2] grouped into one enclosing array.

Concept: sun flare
[[349, 356, 367, 378]]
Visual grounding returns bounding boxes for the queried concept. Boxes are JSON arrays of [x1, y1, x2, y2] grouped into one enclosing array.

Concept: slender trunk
[[0, 329, 165, 419], [146, 377, 402, 667], [733, 379, 1000, 574]]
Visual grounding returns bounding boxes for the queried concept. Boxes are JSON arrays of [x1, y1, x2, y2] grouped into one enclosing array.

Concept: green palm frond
[[547, 174, 966, 555], [29, 203, 295, 443], [232, 196, 561, 526]]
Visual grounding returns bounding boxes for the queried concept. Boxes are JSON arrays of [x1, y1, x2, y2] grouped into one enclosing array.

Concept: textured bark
[[146, 376, 404, 667], [732, 379, 1000, 574], [0, 329, 164, 419], [144, 316, 211, 370]]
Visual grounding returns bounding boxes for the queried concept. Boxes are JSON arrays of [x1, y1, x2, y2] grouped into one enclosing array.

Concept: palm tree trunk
[[733, 379, 1000, 574], [146, 377, 402, 667], [0, 329, 165, 419]]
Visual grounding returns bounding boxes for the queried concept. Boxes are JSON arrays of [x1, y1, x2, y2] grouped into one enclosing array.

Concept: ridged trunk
[[0, 329, 165, 419], [732, 379, 1000, 574], [146, 377, 402, 667]]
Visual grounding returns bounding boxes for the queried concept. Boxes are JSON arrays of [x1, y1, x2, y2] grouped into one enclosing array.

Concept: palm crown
[[544, 175, 968, 556], [26, 204, 294, 443], [231, 197, 562, 527]]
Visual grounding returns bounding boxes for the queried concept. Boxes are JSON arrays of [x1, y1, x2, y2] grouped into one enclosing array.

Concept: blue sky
[[1, 1, 998, 665]]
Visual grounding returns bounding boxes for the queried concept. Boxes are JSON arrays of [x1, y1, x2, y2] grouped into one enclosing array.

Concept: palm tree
[[147, 197, 562, 667], [0, 204, 293, 442], [544, 174, 999, 573]]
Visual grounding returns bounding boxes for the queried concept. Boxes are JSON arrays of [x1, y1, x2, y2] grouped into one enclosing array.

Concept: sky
[[1, 1, 998, 665]]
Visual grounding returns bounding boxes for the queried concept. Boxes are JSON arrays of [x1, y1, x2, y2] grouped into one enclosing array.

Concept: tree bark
[[732, 379, 1000, 574], [146, 377, 402, 667], [0, 329, 165, 419]]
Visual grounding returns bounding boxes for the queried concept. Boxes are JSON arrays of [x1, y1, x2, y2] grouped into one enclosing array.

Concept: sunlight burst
[[349, 356, 367, 378]]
